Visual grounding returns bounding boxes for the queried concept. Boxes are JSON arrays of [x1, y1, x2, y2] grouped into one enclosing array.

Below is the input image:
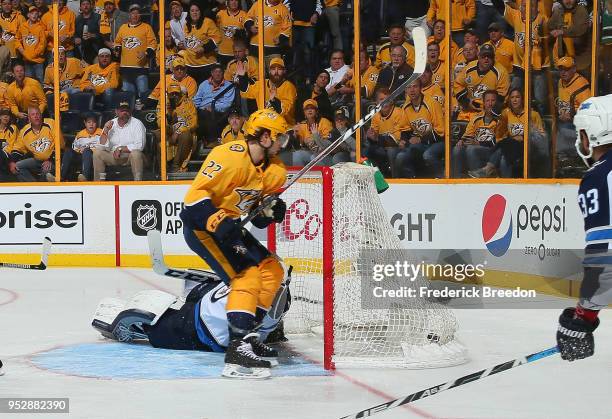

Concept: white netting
[[278, 163, 468, 368]]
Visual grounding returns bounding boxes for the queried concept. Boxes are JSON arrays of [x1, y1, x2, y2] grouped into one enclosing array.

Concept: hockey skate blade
[[221, 364, 271, 379], [262, 357, 279, 367]]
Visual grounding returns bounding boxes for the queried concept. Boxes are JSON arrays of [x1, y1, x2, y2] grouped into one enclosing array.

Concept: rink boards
[[0, 182, 585, 297]]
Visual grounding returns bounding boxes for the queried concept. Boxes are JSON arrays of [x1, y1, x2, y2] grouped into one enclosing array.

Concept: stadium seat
[[60, 111, 85, 134], [134, 109, 158, 131], [68, 92, 95, 111]]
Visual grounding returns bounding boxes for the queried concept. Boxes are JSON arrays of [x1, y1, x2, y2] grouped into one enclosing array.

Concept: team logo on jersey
[[433, 95, 444, 105], [411, 118, 431, 136], [24, 34, 37, 46], [509, 122, 524, 137], [222, 25, 239, 38], [556, 98, 571, 116], [465, 75, 472, 84], [58, 20, 66, 31], [263, 15, 274, 27], [516, 31, 525, 48], [482, 194, 512, 257], [89, 73, 109, 86], [31, 137, 51, 153], [172, 116, 188, 132], [210, 285, 230, 303], [472, 84, 488, 99], [475, 127, 495, 145], [184, 35, 202, 50], [131, 200, 163, 236], [235, 189, 261, 213], [123, 36, 142, 49], [1, 32, 14, 42]]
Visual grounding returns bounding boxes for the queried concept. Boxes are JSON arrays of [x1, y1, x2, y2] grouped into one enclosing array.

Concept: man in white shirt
[[325, 49, 350, 105], [93, 100, 146, 181], [168, 0, 187, 47]]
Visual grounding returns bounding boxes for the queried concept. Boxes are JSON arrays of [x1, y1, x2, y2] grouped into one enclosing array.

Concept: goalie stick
[[240, 26, 428, 228], [147, 230, 221, 283], [0, 237, 51, 270], [339, 346, 560, 418]]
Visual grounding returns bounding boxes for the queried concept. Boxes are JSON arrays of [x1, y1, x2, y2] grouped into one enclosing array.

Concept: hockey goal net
[[269, 163, 468, 369]]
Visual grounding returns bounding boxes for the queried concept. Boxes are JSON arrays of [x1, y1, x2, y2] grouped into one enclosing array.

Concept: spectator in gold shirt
[[292, 99, 333, 167], [6, 62, 46, 125], [16, 5, 47, 83], [12, 106, 63, 181]]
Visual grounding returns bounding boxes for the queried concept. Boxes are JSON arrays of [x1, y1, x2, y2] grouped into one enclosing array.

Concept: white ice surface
[[1, 267, 611, 419]]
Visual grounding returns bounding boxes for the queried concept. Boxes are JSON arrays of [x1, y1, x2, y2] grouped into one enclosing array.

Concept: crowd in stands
[[0, 0, 608, 182]]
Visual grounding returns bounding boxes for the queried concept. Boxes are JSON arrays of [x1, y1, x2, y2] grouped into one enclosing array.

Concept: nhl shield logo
[[132, 200, 162, 236], [137, 205, 157, 231]]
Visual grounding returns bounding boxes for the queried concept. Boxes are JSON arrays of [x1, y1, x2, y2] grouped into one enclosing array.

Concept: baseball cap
[[269, 57, 285, 69], [210, 62, 223, 72], [28, 5, 38, 12], [228, 107, 241, 117], [488, 22, 502, 32], [170, 0, 182, 6], [172, 56, 185, 68], [98, 48, 112, 56], [104, 0, 114, 4], [302, 99, 318, 110], [478, 44, 495, 57], [0, 108, 11, 116], [558, 56, 575, 68], [117, 100, 131, 109], [335, 107, 349, 120], [128, 3, 141, 11]]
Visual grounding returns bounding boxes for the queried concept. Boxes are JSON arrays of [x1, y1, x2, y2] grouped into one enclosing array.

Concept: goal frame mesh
[[268, 164, 467, 370]]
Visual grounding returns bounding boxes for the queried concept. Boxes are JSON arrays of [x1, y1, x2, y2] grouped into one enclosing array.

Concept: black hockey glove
[[250, 198, 286, 229], [557, 307, 600, 361], [264, 197, 286, 223]]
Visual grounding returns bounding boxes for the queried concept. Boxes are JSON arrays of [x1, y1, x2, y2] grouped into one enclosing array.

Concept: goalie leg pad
[[92, 291, 179, 342]]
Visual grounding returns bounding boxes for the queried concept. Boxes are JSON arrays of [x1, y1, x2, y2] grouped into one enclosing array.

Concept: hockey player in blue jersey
[[556, 94, 612, 361], [90, 271, 290, 363]]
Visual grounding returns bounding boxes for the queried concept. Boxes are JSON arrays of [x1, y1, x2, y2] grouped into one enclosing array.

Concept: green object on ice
[[360, 158, 389, 194]]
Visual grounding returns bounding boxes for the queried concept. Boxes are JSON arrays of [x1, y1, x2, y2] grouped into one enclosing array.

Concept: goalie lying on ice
[[91, 273, 291, 363]]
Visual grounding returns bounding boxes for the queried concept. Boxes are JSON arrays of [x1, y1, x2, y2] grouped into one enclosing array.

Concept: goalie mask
[[574, 94, 612, 167], [245, 109, 290, 148]]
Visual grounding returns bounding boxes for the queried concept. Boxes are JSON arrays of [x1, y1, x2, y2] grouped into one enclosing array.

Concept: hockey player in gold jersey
[[180, 109, 290, 379]]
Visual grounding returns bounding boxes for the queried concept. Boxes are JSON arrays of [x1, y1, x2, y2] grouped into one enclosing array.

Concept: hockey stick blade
[[0, 237, 51, 270], [340, 346, 559, 419], [147, 230, 221, 283], [240, 28, 427, 228]]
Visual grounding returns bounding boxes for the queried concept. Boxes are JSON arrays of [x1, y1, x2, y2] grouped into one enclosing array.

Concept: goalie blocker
[[91, 271, 291, 354]]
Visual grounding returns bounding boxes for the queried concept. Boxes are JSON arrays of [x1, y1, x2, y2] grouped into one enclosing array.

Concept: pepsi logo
[[482, 194, 512, 256]]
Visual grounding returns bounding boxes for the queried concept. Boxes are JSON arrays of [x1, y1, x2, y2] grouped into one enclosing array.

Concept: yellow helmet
[[244, 109, 290, 147]]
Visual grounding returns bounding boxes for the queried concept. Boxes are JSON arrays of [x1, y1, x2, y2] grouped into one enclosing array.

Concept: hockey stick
[[147, 230, 221, 282], [0, 237, 51, 270], [240, 27, 428, 228], [339, 346, 560, 418]]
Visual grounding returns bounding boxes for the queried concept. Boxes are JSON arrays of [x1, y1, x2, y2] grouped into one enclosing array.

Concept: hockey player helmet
[[574, 94, 612, 166], [245, 109, 290, 148]]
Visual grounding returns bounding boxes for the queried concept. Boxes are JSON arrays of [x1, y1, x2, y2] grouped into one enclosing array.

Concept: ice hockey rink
[[1, 267, 611, 419]]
